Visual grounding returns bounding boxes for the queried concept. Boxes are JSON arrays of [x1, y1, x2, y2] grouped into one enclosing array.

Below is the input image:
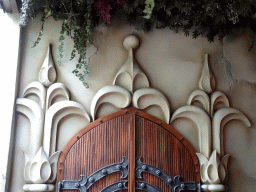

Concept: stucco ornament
[[199, 54, 215, 94], [38, 44, 57, 87], [16, 45, 91, 191], [171, 54, 251, 191], [23, 81, 46, 110], [171, 105, 211, 158], [45, 83, 70, 110], [90, 85, 132, 121], [91, 35, 170, 122]]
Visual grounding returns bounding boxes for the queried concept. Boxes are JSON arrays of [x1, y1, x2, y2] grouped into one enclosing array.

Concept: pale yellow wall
[[10, 16, 256, 191]]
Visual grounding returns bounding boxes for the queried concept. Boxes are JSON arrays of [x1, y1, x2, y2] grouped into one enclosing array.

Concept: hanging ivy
[[18, 0, 256, 87]]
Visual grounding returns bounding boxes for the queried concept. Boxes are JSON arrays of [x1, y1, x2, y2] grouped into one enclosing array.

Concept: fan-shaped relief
[[16, 43, 94, 190], [46, 83, 70, 110], [23, 81, 46, 110], [93, 35, 170, 122], [210, 91, 230, 117], [171, 105, 211, 158], [188, 90, 210, 113], [212, 107, 251, 157], [43, 100, 91, 157], [90, 85, 132, 121], [133, 88, 170, 123], [180, 53, 251, 190], [16, 98, 44, 157], [133, 67, 150, 92], [38, 44, 57, 87]]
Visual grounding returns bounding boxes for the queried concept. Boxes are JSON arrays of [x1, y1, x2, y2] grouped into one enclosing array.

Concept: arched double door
[[56, 108, 201, 192]]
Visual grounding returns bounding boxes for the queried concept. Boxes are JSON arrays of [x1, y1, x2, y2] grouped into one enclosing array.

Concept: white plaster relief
[[22, 147, 61, 187], [170, 105, 211, 158], [174, 53, 251, 191], [92, 35, 170, 122], [23, 81, 46, 110], [91, 85, 132, 121], [199, 54, 215, 94], [28, 147, 51, 183], [23, 184, 54, 192], [16, 98, 44, 157], [197, 151, 229, 184], [197, 151, 229, 191], [188, 90, 210, 113], [133, 88, 170, 123], [23, 150, 33, 183], [16, 44, 92, 191], [210, 91, 230, 117], [46, 83, 70, 110], [38, 44, 57, 87], [201, 184, 226, 192], [43, 101, 90, 157], [212, 107, 251, 157], [113, 35, 149, 92], [48, 151, 62, 183]]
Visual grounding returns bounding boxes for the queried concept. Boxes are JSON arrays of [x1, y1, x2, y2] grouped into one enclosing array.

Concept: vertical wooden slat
[[135, 115, 198, 192], [128, 113, 135, 192], [58, 114, 129, 192], [57, 109, 200, 192]]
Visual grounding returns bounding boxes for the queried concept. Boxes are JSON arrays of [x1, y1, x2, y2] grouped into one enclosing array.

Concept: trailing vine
[[18, 0, 256, 87]]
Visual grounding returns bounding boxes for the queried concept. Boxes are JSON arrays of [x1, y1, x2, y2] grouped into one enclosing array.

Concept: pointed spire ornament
[[38, 44, 57, 87], [113, 35, 149, 92], [199, 54, 215, 93]]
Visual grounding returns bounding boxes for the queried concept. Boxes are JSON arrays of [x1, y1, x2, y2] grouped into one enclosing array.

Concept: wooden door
[[56, 108, 201, 192]]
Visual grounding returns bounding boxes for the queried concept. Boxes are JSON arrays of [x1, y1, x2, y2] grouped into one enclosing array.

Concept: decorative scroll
[[172, 52, 251, 191], [23, 81, 46, 111], [133, 88, 170, 123], [170, 105, 211, 158], [16, 44, 91, 191], [91, 35, 170, 122], [45, 83, 70, 110], [90, 85, 132, 121]]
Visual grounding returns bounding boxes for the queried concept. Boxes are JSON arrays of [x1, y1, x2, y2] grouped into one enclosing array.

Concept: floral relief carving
[[171, 54, 251, 191], [16, 44, 91, 191], [91, 35, 170, 123], [16, 37, 251, 192], [38, 44, 57, 87]]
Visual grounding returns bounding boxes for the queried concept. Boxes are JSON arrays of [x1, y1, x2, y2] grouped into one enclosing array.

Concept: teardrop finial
[[38, 44, 57, 87], [199, 54, 215, 93], [123, 35, 140, 50], [114, 35, 149, 92]]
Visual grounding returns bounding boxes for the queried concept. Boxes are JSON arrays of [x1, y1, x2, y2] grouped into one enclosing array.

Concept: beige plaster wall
[[10, 16, 256, 191]]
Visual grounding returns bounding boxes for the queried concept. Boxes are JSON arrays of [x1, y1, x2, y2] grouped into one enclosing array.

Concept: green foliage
[[20, 0, 256, 87], [143, 0, 155, 19]]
